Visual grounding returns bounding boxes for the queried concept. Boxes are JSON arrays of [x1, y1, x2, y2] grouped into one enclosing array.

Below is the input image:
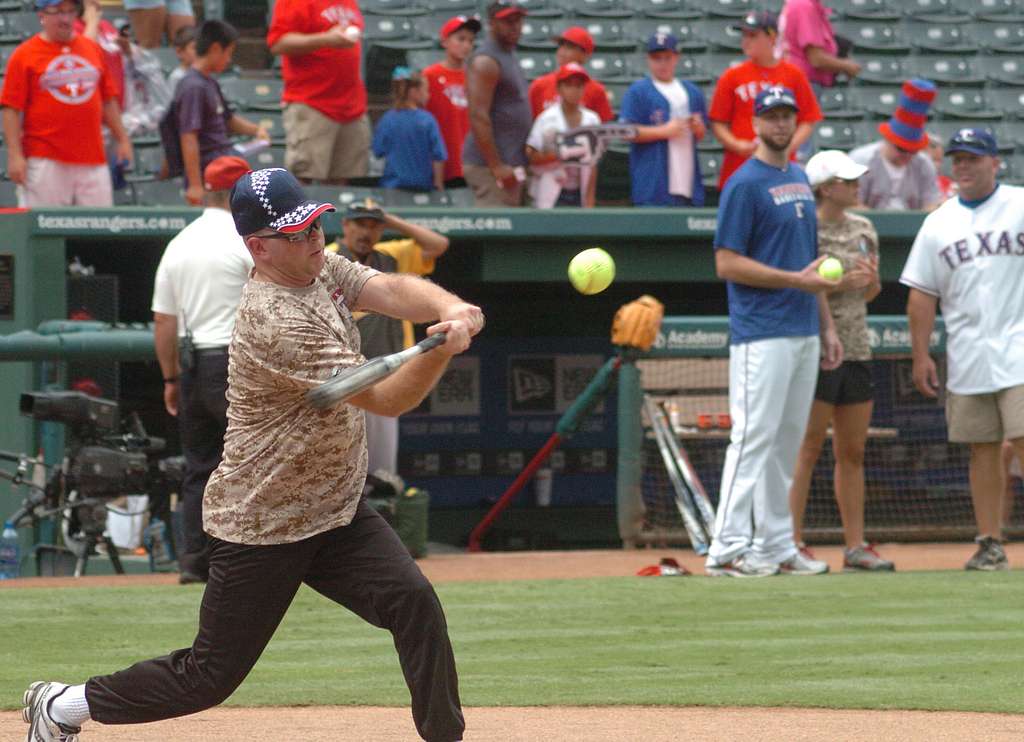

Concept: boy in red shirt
[[708, 11, 821, 188], [1, 0, 132, 206], [267, 0, 368, 183], [528, 26, 613, 123], [423, 15, 480, 187]]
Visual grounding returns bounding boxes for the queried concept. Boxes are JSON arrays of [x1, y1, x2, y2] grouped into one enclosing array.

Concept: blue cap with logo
[[946, 127, 998, 157], [646, 32, 678, 53], [230, 168, 335, 236], [35, 0, 81, 8], [754, 86, 799, 116]]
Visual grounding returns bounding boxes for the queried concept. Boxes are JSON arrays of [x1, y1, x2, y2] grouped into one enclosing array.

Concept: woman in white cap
[[788, 149, 893, 571]]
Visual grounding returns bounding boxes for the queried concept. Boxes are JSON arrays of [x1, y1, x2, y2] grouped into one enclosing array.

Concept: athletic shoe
[[705, 554, 780, 578], [797, 542, 816, 560], [843, 543, 895, 572], [965, 536, 1009, 572], [22, 681, 80, 742], [779, 550, 830, 575]]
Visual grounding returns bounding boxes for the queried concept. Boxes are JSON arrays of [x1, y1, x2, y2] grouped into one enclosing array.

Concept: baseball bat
[[658, 401, 717, 535], [305, 332, 447, 409], [643, 395, 709, 555]]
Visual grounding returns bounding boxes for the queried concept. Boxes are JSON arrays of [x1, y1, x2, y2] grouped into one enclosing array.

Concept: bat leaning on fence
[[306, 332, 447, 410], [643, 394, 710, 555], [658, 401, 716, 535]]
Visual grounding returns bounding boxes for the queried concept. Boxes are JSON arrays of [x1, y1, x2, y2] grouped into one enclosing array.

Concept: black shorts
[[814, 360, 874, 406]]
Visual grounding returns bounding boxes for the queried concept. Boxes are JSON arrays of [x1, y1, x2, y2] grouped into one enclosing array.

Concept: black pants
[[177, 349, 229, 576], [85, 501, 464, 742]]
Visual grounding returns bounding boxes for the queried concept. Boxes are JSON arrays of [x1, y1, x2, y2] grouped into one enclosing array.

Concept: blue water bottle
[[0, 521, 20, 580]]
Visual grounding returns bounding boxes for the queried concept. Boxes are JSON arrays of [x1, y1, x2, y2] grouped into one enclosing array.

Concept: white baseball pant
[[707, 335, 820, 566]]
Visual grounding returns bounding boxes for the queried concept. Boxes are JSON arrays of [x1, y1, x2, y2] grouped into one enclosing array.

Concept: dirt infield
[[3, 543, 1023, 740]]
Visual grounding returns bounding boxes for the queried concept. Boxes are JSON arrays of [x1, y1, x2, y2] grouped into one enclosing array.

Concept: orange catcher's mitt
[[611, 295, 664, 352]]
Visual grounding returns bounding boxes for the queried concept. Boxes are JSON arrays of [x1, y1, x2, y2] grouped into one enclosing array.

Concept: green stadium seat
[[856, 55, 911, 85], [517, 51, 556, 80], [973, 20, 1024, 53], [125, 146, 165, 179], [910, 56, 986, 86], [361, 0, 427, 16], [904, 22, 979, 53], [987, 88, 1024, 118], [817, 87, 864, 119], [704, 52, 745, 77], [428, 0, 478, 11], [0, 11, 36, 43], [303, 184, 379, 207], [634, 18, 709, 52], [379, 188, 455, 207], [815, 121, 861, 151], [858, 85, 902, 118], [406, 49, 445, 72], [698, 19, 744, 52], [0, 43, 19, 74], [0, 178, 16, 206], [133, 178, 185, 206], [676, 55, 714, 86], [514, 0, 564, 18], [218, 77, 283, 113], [966, 0, 1024, 20], [894, 0, 971, 21], [518, 17, 560, 50], [832, 20, 912, 52], [699, 150, 722, 186], [586, 52, 635, 82], [703, 0, 758, 18], [0, 0, 25, 11], [602, 80, 632, 111], [248, 144, 288, 170], [827, 0, 901, 20], [248, 111, 286, 143], [577, 19, 639, 52], [112, 185, 135, 206], [933, 89, 1001, 121], [631, 0, 704, 20], [363, 14, 432, 49], [997, 155, 1024, 185], [573, 0, 633, 19], [979, 55, 1024, 85]]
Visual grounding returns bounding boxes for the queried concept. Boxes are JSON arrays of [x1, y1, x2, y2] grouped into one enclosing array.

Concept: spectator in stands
[[123, 0, 193, 50], [619, 33, 707, 207], [77, 0, 125, 109], [463, 0, 533, 207], [1, 0, 133, 207], [528, 26, 613, 123], [788, 149, 893, 572], [268, 0, 369, 185], [151, 155, 253, 584], [424, 15, 481, 189], [709, 11, 822, 189], [372, 68, 447, 193], [326, 198, 450, 487], [778, 0, 860, 89], [160, 20, 269, 206], [167, 25, 196, 92], [902, 127, 1024, 571], [525, 63, 600, 208], [928, 132, 956, 201], [849, 79, 942, 211]]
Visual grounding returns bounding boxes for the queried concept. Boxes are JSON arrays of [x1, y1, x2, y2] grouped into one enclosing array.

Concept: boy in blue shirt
[[619, 33, 708, 207], [706, 86, 842, 578], [373, 67, 448, 192]]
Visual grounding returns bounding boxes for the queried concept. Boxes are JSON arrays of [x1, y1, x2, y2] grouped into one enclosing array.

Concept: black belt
[[194, 347, 229, 356]]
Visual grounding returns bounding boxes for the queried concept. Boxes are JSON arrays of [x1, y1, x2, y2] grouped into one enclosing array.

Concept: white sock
[[49, 684, 91, 727]]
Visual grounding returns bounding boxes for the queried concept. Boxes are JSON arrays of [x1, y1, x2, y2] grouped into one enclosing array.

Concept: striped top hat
[[879, 78, 936, 152]]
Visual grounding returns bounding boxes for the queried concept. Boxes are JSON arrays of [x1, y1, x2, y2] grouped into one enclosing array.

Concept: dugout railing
[[616, 315, 1023, 548]]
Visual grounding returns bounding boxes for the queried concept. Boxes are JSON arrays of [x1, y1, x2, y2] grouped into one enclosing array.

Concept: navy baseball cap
[[646, 32, 678, 53], [754, 86, 799, 116], [731, 10, 778, 33], [946, 127, 998, 157], [230, 168, 335, 236]]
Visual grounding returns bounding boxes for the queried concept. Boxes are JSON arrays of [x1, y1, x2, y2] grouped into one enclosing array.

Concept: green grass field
[[2, 572, 1023, 714]]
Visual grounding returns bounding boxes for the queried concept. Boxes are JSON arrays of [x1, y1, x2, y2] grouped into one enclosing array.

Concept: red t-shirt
[[423, 62, 469, 181], [267, 0, 367, 123], [528, 72, 614, 122], [708, 59, 823, 188], [0, 34, 117, 165]]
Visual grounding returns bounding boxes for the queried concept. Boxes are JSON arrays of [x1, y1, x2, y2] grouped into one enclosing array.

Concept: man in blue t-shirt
[[706, 86, 842, 578], [619, 33, 708, 207]]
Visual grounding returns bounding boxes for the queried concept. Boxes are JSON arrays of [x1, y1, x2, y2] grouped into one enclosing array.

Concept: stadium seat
[[831, 20, 912, 53], [827, 0, 901, 20], [0, 43, 19, 74], [147, 47, 180, 76], [910, 55, 986, 86], [703, 0, 758, 18], [856, 55, 911, 85], [973, 21, 1024, 53], [987, 88, 1024, 118], [573, 0, 633, 19], [578, 19, 639, 52], [518, 17, 560, 50], [904, 22, 979, 53], [997, 155, 1024, 185], [894, 0, 971, 21], [634, 18, 709, 52], [858, 86, 902, 118], [0, 178, 16, 206], [0, 0, 24, 11], [700, 19, 746, 52], [0, 11, 36, 43], [362, 15, 432, 49], [980, 55, 1024, 85], [517, 51, 556, 80], [133, 178, 185, 206], [406, 49, 445, 72], [817, 87, 864, 119], [428, 0, 479, 11], [963, 0, 1024, 20], [676, 55, 714, 86], [218, 77, 283, 113], [303, 184, 378, 207], [933, 89, 1001, 121], [378, 188, 456, 206], [586, 52, 636, 82], [125, 146, 165, 180], [704, 52, 745, 78], [630, 0, 704, 20], [698, 151, 722, 186], [361, 0, 427, 16], [248, 144, 288, 170], [514, 0, 564, 18], [249, 111, 285, 143], [112, 184, 135, 206], [815, 122, 861, 151], [602, 80, 632, 111]]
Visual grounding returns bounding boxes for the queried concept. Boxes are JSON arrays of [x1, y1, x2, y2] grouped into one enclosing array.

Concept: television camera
[[2, 391, 184, 577]]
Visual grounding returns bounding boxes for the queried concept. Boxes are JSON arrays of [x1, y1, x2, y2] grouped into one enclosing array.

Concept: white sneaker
[[22, 681, 80, 742], [779, 550, 830, 575], [706, 553, 780, 578]]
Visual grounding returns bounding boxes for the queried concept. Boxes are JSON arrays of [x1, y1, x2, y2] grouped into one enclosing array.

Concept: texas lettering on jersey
[[320, 4, 358, 27], [768, 182, 814, 206], [939, 230, 1024, 269]]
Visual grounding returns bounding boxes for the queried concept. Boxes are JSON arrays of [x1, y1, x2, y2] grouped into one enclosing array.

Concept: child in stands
[[373, 67, 448, 192]]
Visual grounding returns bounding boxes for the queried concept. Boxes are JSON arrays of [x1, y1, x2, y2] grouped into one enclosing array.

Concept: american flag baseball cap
[[230, 168, 335, 236]]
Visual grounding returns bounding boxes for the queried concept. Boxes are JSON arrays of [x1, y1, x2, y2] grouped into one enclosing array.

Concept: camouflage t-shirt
[[203, 252, 380, 545], [818, 212, 879, 361]]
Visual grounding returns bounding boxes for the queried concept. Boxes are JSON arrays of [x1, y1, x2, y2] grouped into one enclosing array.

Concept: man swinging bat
[[21, 167, 481, 742]]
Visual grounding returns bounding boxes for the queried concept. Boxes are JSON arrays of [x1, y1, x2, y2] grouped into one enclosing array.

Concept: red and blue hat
[[230, 168, 335, 236], [879, 78, 936, 152]]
